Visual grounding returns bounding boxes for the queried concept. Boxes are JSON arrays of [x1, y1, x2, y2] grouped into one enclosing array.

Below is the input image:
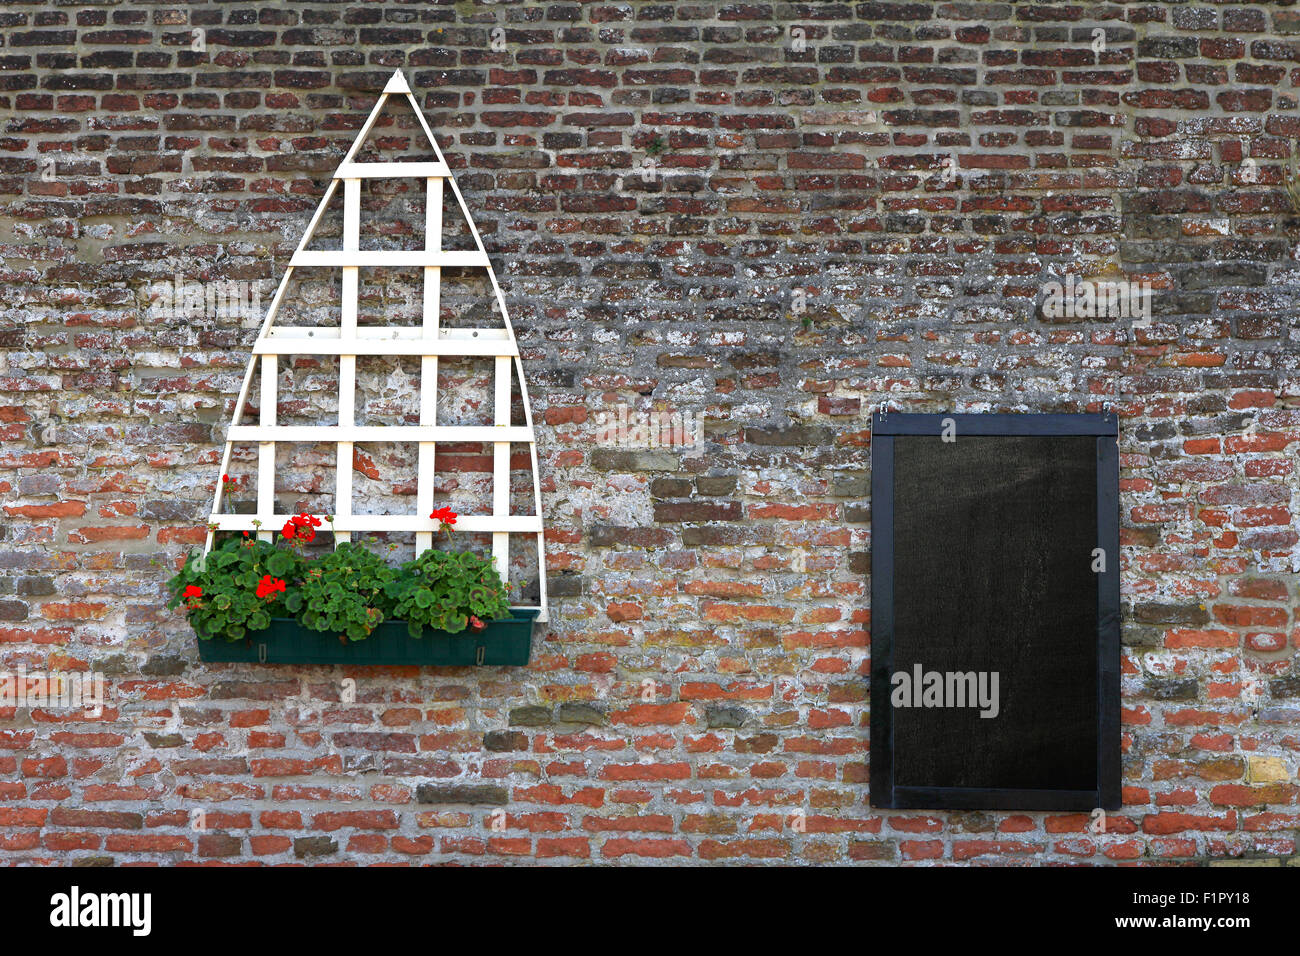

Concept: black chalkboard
[[870, 414, 1120, 811]]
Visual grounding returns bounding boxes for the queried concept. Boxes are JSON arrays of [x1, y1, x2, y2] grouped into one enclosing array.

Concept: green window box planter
[[195, 609, 538, 666]]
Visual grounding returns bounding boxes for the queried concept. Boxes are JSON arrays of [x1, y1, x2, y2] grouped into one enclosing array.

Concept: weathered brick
[[416, 785, 509, 806]]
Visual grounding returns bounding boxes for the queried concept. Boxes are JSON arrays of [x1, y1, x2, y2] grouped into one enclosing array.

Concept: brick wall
[[0, 1, 1297, 865]]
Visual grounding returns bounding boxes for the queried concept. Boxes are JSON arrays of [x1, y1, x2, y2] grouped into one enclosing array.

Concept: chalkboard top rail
[[871, 412, 1117, 437]]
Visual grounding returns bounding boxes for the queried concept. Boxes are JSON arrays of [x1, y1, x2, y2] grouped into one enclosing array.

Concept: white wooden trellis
[[203, 70, 548, 623]]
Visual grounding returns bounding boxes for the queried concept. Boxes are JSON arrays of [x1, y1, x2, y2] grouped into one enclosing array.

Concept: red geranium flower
[[430, 506, 458, 529], [286, 514, 317, 542], [468, 614, 485, 633], [184, 585, 202, 600], [256, 575, 285, 599]]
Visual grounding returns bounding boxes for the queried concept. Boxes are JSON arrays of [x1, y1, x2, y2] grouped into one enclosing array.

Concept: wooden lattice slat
[[205, 70, 549, 623]]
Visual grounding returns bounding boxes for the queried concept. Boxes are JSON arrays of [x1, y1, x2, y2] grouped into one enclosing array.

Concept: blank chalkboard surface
[[870, 414, 1120, 811]]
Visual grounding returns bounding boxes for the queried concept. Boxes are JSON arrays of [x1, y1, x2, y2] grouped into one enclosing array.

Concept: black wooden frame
[[869, 412, 1121, 811]]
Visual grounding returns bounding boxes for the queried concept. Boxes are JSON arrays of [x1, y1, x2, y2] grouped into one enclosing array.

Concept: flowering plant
[[168, 508, 514, 643], [165, 536, 304, 642], [384, 549, 512, 637], [297, 542, 393, 642]]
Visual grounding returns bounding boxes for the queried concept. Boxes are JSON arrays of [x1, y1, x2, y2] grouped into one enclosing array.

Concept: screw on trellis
[[203, 69, 549, 623]]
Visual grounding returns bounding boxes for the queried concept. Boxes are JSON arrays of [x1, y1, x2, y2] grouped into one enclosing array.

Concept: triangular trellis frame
[[204, 70, 547, 623]]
